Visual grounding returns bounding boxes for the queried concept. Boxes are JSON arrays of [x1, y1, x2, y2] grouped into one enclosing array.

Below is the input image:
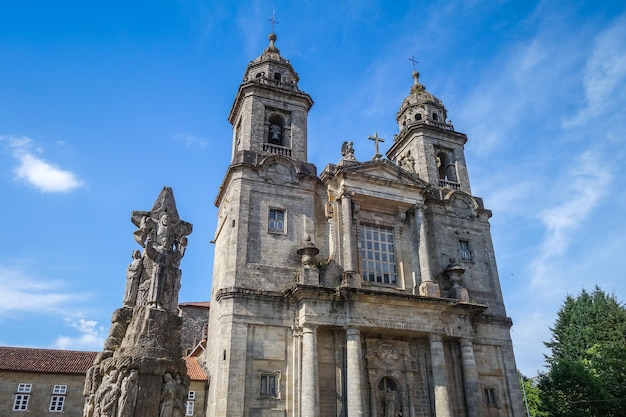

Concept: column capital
[[345, 327, 361, 337], [429, 334, 443, 344], [301, 322, 318, 334]]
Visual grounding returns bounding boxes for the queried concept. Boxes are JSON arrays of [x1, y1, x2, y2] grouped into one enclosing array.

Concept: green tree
[[519, 373, 547, 417], [539, 287, 626, 417]]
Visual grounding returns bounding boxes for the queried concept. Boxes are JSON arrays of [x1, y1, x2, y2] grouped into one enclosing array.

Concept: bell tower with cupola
[[387, 70, 471, 194], [228, 32, 314, 163]]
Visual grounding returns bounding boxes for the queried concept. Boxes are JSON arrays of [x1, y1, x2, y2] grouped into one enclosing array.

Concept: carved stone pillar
[[429, 335, 451, 417], [301, 324, 319, 417], [460, 339, 481, 417], [346, 327, 364, 417], [416, 206, 439, 297]]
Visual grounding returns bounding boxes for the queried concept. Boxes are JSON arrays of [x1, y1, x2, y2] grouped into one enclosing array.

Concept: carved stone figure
[[94, 369, 121, 417], [123, 250, 143, 307], [341, 141, 356, 162], [103, 308, 132, 352], [384, 390, 397, 417], [160, 373, 177, 417], [117, 369, 139, 417], [174, 374, 187, 417]]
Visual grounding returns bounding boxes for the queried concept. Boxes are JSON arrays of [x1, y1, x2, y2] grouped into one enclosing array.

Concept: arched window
[[274, 72, 281, 82], [432, 112, 439, 121], [267, 115, 285, 145], [415, 113, 422, 121], [437, 151, 457, 182]]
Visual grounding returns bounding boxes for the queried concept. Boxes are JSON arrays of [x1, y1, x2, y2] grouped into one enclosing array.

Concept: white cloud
[[53, 318, 106, 351], [0, 265, 79, 315], [1, 135, 84, 193]]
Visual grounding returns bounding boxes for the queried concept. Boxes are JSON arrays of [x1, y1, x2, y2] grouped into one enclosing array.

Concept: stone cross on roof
[[368, 132, 385, 160]]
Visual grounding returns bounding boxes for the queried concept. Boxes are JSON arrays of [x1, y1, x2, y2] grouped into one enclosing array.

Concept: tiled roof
[[179, 301, 210, 308], [0, 346, 207, 381], [184, 356, 208, 381], [0, 346, 97, 374]]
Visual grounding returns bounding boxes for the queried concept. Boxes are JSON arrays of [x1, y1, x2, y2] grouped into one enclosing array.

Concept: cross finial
[[268, 11, 279, 33], [409, 56, 418, 71], [368, 132, 385, 159]]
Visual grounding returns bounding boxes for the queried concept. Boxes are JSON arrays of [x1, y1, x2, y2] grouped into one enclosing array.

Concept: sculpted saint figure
[[384, 389, 397, 417], [94, 369, 121, 417], [160, 373, 177, 417], [123, 250, 143, 307], [341, 141, 356, 162]]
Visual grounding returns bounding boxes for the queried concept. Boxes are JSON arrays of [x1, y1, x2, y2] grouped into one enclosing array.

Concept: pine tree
[[539, 287, 626, 417]]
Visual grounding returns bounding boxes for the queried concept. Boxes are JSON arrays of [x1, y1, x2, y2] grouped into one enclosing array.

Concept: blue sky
[[1, 0, 625, 377]]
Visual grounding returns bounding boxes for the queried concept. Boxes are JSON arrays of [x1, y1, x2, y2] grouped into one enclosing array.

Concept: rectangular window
[[186, 400, 195, 416], [459, 240, 472, 261], [360, 224, 397, 285], [49, 395, 65, 412], [17, 383, 32, 393], [268, 208, 285, 233], [483, 387, 498, 406], [260, 373, 278, 398], [187, 391, 196, 400], [13, 394, 30, 411], [52, 385, 67, 394]]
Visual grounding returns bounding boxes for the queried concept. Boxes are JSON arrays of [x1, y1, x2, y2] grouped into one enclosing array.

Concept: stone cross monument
[[83, 186, 192, 417]]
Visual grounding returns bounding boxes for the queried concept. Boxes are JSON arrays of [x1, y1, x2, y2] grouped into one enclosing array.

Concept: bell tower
[[228, 32, 314, 162], [387, 70, 471, 194]]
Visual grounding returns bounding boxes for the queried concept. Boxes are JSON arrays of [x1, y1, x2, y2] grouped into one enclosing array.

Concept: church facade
[[203, 32, 524, 417]]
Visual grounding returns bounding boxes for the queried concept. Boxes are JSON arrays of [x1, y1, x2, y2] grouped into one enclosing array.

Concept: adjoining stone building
[[203, 32, 525, 417]]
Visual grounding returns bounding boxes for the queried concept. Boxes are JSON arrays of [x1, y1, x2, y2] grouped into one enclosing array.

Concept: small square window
[[17, 383, 32, 393], [13, 394, 30, 411], [187, 391, 195, 400], [53, 385, 67, 394], [259, 371, 280, 398], [268, 208, 285, 233], [483, 387, 498, 407], [459, 240, 472, 261], [49, 395, 65, 412]]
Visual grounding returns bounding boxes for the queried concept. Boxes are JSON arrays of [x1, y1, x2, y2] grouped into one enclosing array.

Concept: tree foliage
[[538, 287, 626, 417]]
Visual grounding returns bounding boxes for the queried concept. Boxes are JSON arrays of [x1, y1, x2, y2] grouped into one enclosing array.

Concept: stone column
[[460, 339, 481, 417], [341, 193, 359, 287], [301, 324, 319, 417], [346, 327, 364, 417], [429, 335, 451, 417], [416, 206, 439, 297]]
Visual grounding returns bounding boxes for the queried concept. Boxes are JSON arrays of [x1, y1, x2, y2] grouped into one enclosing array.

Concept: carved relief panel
[[365, 339, 418, 417]]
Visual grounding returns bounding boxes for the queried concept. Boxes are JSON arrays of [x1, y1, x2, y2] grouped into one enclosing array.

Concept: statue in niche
[[123, 250, 143, 307], [341, 141, 356, 162], [384, 390, 398, 417]]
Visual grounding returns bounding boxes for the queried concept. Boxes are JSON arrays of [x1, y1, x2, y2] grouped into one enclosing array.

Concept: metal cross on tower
[[268, 11, 279, 33], [368, 132, 385, 160], [409, 56, 418, 71]]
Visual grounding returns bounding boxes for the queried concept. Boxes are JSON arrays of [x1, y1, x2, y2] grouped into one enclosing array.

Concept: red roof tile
[[0, 347, 207, 381], [184, 356, 208, 381], [0, 346, 97, 374]]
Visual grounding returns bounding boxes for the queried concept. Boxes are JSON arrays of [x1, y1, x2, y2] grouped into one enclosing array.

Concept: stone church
[[202, 32, 525, 417]]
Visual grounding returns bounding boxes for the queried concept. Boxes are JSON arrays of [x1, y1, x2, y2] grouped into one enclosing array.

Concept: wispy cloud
[[53, 318, 106, 351], [173, 133, 209, 148], [0, 265, 83, 316], [565, 14, 626, 127], [1, 136, 84, 193]]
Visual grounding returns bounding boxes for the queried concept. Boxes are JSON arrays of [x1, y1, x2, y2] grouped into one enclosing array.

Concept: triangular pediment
[[333, 159, 429, 189]]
